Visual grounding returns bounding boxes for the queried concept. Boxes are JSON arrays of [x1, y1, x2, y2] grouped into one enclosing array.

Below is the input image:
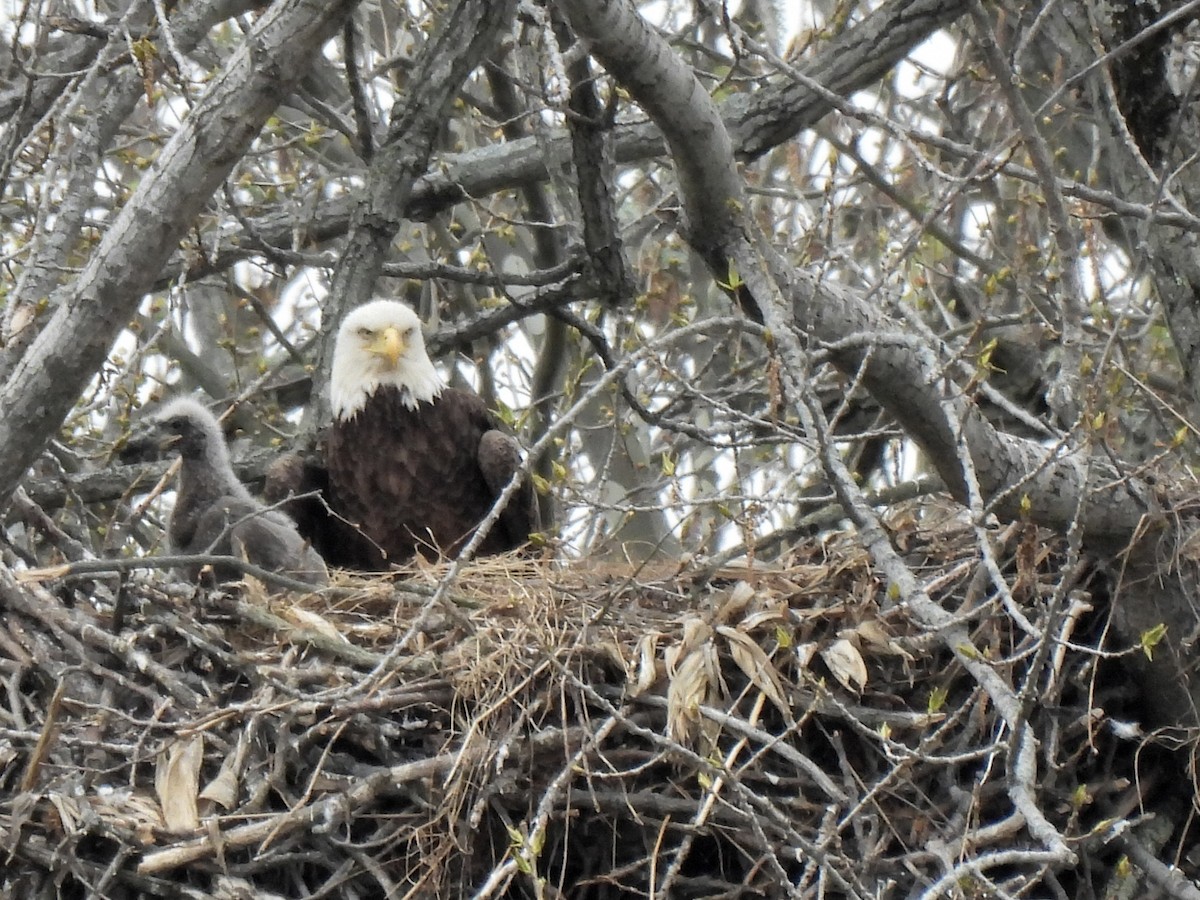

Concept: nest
[[0, 507, 1192, 898]]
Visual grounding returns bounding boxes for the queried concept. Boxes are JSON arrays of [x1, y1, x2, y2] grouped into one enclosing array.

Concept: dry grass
[[0, 509, 1192, 898]]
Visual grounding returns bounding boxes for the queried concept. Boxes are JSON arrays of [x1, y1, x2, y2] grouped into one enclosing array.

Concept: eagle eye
[[356, 326, 373, 339]]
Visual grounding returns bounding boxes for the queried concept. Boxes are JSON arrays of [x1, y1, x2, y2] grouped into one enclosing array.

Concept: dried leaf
[[821, 638, 868, 692], [630, 633, 661, 697], [667, 648, 712, 743], [740, 609, 786, 633], [155, 734, 203, 831], [853, 619, 915, 662], [717, 625, 789, 715], [199, 755, 240, 810], [715, 580, 755, 623], [284, 607, 349, 644], [678, 617, 713, 656], [666, 617, 712, 676]]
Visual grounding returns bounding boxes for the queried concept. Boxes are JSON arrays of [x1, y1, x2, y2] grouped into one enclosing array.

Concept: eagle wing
[[412, 390, 534, 556], [324, 387, 537, 564], [263, 446, 381, 570], [273, 389, 541, 569], [477, 429, 536, 550]]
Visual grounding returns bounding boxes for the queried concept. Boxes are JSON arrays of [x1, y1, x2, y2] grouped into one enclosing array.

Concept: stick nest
[[0, 506, 1189, 898]]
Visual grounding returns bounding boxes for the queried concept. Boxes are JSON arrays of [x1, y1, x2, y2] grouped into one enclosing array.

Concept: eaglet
[[126, 398, 329, 586]]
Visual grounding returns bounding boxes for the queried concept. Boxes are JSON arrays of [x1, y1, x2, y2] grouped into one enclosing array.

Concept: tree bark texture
[[0, 0, 360, 505]]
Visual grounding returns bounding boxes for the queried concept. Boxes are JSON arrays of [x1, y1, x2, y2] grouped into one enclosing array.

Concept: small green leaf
[[1140, 623, 1167, 661], [1071, 783, 1090, 810], [928, 685, 948, 714], [976, 337, 998, 371], [661, 452, 676, 477], [956, 642, 980, 661], [718, 261, 743, 292]]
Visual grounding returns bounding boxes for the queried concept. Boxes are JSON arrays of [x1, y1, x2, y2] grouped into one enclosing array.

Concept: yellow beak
[[369, 325, 406, 368]]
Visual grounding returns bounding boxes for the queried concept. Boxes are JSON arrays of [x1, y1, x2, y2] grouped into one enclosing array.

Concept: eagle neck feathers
[[331, 357, 443, 421]]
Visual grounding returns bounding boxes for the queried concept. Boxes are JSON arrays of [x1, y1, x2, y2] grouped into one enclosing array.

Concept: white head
[[330, 300, 444, 419]]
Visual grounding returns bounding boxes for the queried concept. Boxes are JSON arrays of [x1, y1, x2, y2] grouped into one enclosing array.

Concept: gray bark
[[0, 0, 359, 505], [305, 0, 520, 430], [0, 0, 265, 379], [159, 0, 976, 294], [555, 0, 1152, 541]]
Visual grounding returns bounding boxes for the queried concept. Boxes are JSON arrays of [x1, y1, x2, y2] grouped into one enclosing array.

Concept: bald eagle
[[265, 300, 534, 570], [125, 398, 330, 587]]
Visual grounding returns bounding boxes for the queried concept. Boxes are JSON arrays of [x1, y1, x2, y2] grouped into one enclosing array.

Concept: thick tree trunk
[[0, 0, 360, 506]]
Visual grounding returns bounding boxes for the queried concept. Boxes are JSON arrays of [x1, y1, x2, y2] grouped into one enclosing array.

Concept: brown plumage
[[124, 398, 330, 586], [265, 300, 534, 570]]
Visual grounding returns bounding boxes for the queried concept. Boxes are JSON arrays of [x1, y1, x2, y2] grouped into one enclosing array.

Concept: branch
[[0, 0, 269, 382], [18, 552, 332, 596], [168, 0, 973, 289], [554, 1, 744, 277], [0, 0, 361, 507], [306, 0, 519, 430], [556, 0, 1156, 541], [728, 0, 971, 159]]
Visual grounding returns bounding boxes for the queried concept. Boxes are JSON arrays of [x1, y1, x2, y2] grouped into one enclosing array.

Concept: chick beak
[[371, 325, 406, 369], [115, 427, 180, 463]]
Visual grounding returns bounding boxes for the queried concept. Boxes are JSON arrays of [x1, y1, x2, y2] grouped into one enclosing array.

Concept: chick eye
[[169, 418, 185, 430]]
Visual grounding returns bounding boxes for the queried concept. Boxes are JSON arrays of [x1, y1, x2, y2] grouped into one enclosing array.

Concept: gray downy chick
[[125, 398, 329, 587]]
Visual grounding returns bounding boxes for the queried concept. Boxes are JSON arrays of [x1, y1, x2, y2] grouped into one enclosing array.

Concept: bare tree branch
[[555, 0, 1153, 540], [0, 0, 361, 507], [305, 0, 520, 430]]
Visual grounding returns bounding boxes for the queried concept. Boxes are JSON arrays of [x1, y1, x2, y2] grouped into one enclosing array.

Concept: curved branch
[[555, 0, 1154, 542], [168, 0, 973, 288]]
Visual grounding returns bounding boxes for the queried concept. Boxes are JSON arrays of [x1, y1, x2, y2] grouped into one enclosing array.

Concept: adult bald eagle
[[125, 398, 330, 587], [265, 300, 534, 570]]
